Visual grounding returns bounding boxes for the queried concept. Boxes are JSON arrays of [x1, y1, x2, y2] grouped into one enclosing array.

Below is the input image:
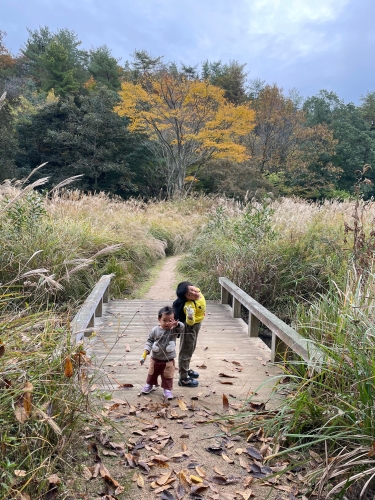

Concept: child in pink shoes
[[140, 305, 184, 400]]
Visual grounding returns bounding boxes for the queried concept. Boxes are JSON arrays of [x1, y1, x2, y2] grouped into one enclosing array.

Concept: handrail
[[71, 274, 114, 344], [219, 277, 324, 369]]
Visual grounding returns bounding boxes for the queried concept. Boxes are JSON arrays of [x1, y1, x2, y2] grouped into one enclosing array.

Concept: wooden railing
[[219, 277, 323, 369], [71, 274, 114, 344]]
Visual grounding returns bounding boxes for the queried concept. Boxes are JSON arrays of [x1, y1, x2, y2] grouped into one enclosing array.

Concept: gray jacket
[[144, 322, 184, 361]]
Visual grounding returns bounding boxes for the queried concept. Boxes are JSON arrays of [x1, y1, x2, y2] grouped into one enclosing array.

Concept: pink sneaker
[[141, 384, 154, 394], [163, 389, 173, 400]]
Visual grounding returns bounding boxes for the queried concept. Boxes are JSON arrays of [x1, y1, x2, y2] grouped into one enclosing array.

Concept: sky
[[1, 0, 374, 104]]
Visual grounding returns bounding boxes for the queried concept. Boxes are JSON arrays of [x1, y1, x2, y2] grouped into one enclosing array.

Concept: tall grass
[[179, 197, 372, 321], [0, 303, 91, 498], [0, 184, 216, 309]]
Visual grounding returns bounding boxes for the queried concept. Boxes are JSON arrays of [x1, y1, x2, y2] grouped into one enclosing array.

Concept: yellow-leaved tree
[[115, 72, 255, 197]]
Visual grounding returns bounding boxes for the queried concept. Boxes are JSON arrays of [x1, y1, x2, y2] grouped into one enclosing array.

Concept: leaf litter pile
[[79, 393, 311, 500]]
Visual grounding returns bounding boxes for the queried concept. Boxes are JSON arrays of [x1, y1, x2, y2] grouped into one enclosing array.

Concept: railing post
[[95, 299, 103, 317], [84, 314, 95, 338], [103, 287, 109, 303], [248, 313, 259, 337], [232, 297, 241, 318], [221, 285, 229, 305], [271, 332, 287, 362]]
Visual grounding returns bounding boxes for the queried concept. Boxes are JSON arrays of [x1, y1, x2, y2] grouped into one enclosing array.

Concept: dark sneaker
[[188, 369, 199, 379], [178, 377, 199, 387]]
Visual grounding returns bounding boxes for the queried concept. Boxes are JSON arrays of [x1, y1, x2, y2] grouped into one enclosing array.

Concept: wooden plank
[[88, 300, 282, 408]]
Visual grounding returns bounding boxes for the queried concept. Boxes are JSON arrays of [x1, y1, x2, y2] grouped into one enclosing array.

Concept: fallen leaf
[[23, 382, 33, 417], [209, 475, 229, 485], [243, 476, 254, 488], [239, 456, 249, 470], [195, 466, 206, 478], [223, 394, 229, 411], [183, 422, 196, 429], [64, 356, 73, 378], [190, 475, 203, 483], [235, 448, 243, 454], [309, 450, 323, 463], [137, 473, 145, 488], [125, 344, 131, 352], [219, 381, 234, 385], [138, 461, 150, 473], [213, 466, 225, 475], [177, 469, 190, 488], [14, 470, 27, 477], [191, 480, 209, 494], [160, 491, 175, 500], [245, 446, 263, 460], [197, 363, 207, 369], [222, 453, 234, 464], [260, 444, 269, 457], [150, 454, 169, 462], [82, 466, 92, 480], [132, 429, 145, 436], [14, 382, 34, 423], [156, 471, 172, 486], [236, 490, 254, 499], [176, 484, 186, 499], [232, 361, 242, 366], [219, 373, 238, 378], [177, 399, 187, 411], [206, 446, 224, 455], [48, 474, 61, 484]]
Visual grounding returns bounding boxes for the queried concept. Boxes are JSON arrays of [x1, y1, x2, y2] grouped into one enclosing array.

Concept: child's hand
[[168, 318, 179, 329], [186, 306, 194, 320], [140, 350, 149, 365]]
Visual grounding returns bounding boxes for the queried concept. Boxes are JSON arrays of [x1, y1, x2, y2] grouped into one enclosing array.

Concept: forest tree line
[[1, 26, 375, 199]]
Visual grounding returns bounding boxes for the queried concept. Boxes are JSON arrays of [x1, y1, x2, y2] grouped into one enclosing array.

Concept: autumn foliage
[[246, 85, 340, 196], [115, 73, 255, 196]]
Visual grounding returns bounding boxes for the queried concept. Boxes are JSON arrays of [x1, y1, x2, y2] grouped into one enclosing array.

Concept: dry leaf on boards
[[177, 399, 187, 411], [156, 471, 172, 486], [223, 394, 229, 411], [222, 453, 234, 464]]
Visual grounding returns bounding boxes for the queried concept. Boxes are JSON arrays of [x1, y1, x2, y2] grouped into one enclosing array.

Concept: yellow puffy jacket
[[184, 290, 206, 326]]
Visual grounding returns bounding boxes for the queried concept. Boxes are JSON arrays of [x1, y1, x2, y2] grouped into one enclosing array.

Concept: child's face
[[185, 286, 200, 301], [158, 313, 174, 329]]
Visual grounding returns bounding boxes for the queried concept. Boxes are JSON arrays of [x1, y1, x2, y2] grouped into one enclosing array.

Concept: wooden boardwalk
[[86, 299, 283, 411]]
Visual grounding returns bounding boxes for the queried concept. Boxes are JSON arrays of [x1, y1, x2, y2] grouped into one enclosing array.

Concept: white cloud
[[246, 0, 350, 34]]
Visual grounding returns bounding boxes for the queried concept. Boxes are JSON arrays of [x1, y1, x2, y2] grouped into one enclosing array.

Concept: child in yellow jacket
[[173, 281, 206, 387]]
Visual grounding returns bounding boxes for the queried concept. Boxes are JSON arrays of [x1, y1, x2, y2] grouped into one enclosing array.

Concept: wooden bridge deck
[[87, 299, 283, 411]]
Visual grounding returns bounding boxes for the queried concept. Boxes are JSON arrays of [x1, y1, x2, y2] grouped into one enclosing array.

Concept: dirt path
[[143, 255, 181, 301]]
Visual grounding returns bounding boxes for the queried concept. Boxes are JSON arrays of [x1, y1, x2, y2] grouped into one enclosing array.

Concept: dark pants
[[146, 357, 175, 390], [178, 322, 201, 379]]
